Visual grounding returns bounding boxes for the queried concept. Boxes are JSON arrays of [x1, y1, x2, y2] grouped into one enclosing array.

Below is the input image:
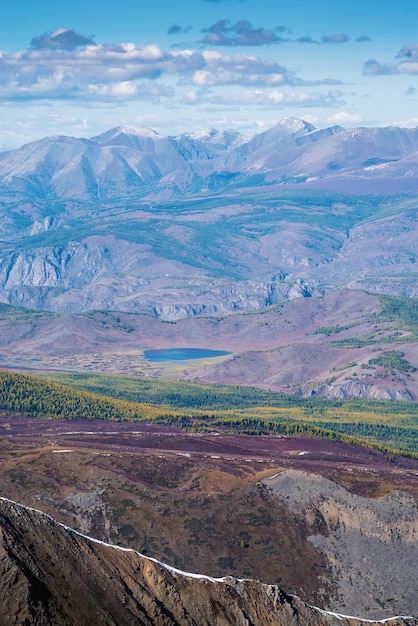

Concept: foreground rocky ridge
[[0, 497, 416, 626], [2, 419, 417, 619]]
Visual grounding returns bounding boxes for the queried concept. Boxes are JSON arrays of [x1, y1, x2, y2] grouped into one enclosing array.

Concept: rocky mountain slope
[[263, 470, 418, 618], [0, 118, 417, 316], [0, 497, 416, 626]]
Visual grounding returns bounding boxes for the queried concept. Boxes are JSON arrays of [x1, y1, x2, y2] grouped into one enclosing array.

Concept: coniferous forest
[[1, 369, 417, 458]]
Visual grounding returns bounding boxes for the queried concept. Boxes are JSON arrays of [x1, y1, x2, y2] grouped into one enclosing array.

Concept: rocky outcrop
[[312, 380, 414, 401], [0, 497, 416, 626]]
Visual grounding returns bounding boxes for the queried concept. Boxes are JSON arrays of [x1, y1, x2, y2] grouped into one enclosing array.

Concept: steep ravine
[[0, 497, 416, 626], [263, 470, 418, 620]]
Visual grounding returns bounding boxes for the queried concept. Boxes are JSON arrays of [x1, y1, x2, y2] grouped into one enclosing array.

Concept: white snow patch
[[266, 472, 282, 480], [364, 163, 389, 171], [313, 605, 414, 624], [49, 431, 95, 436]]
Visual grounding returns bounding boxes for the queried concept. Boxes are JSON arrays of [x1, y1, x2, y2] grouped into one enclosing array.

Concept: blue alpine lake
[[143, 348, 231, 362]]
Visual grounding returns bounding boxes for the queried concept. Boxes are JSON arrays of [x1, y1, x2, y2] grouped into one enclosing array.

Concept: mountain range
[[0, 118, 417, 316], [2, 118, 418, 200]]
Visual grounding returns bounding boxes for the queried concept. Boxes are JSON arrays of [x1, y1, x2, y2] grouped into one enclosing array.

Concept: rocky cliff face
[[0, 240, 323, 316], [263, 471, 418, 619], [0, 497, 416, 626]]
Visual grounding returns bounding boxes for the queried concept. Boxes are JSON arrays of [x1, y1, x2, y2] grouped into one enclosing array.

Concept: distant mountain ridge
[[1, 118, 418, 200]]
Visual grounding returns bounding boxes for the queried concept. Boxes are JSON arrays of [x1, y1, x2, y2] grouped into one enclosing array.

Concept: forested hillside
[[1, 370, 417, 457]]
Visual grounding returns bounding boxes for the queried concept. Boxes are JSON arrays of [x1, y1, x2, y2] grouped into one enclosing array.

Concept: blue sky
[[1, 0, 417, 148]]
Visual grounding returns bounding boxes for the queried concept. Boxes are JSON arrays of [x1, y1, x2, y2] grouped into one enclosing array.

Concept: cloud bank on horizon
[[0, 0, 417, 148]]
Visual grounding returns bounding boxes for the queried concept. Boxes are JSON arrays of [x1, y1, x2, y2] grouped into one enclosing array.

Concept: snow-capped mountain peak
[[277, 117, 316, 134], [91, 125, 163, 149]]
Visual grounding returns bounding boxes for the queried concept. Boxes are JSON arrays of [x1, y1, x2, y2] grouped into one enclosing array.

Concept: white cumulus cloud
[[0, 30, 345, 109]]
